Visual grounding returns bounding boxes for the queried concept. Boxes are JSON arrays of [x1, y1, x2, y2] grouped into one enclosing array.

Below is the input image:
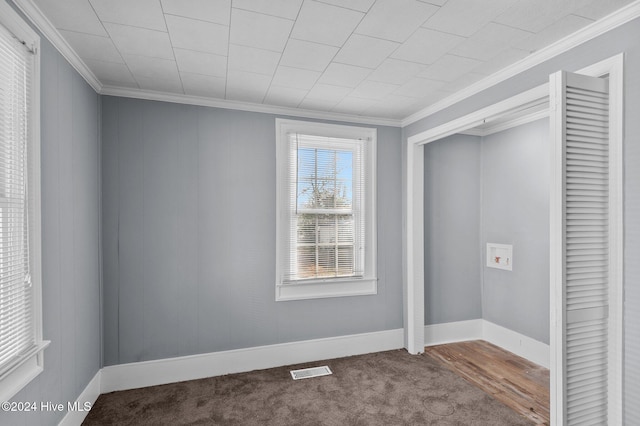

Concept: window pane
[[297, 179, 315, 210], [317, 246, 336, 278], [337, 246, 354, 276], [297, 213, 316, 244], [296, 147, 353, 211], [297, 246, 316, 279], [297, 148, 316, 179], [337, 215, 353, 243], [317, 214, 335, 244]]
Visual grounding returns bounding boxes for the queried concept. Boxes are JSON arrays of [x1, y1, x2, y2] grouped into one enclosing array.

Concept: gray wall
[[406, 17, 640, 424], [481, 119, 549, 344], [0, 23, 101, 426], [101, 96, 403, 366], [423, 134, 482, 325], [422, 120, 549, 345]]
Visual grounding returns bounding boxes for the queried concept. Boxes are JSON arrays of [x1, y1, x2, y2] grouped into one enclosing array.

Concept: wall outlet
[[487, 243, 513, 271]]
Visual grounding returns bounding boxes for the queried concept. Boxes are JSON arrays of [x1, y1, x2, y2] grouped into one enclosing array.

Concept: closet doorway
[[404, 54, 623, 426]]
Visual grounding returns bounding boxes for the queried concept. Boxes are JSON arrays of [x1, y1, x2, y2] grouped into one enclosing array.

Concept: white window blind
[[0, 22, 36, 381], [276, 120, 376, 301], [285, 133, 366, 282]]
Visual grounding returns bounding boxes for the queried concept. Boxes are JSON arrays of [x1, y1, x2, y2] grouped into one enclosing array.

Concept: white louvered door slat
[[552, 70, 611, 425]]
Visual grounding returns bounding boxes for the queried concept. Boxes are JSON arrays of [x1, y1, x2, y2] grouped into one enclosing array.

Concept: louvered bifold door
[[551, 70, 610, 426]]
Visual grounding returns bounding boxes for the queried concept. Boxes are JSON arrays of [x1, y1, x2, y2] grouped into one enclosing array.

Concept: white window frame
[[0, 0, 48, 403], [275, 119, 377, 301]]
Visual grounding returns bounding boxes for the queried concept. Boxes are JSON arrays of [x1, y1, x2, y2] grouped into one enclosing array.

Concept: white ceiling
[[32, 0, 635, 120]]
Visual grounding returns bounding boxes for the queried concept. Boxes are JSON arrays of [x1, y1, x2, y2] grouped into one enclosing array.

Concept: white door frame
[[404, 54, 623, 425]]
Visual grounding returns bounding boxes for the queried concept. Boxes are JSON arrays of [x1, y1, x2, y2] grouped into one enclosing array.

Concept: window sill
[[0, 340, 50, 402], [276, 278, 377, 301]]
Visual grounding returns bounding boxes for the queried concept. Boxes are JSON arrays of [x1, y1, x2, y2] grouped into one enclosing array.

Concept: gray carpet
[[83, 349, 532, 425]]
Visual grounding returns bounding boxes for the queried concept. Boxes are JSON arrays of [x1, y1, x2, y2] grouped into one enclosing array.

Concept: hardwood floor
[[424, 340, 550, 425]]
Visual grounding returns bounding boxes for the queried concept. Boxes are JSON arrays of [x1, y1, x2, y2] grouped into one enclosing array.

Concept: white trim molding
[[410, 54, 623, 425], [11, 0, 102, 92], [58, 372, 101, 426], [102, 86, 402, 128], [424, 319, 483, 346], [423, 320, 550, 369], [12, 0, 640, 129], [482, 321, 550, 369], [100, 329, 404, 393], [402, 0, 640, 126]]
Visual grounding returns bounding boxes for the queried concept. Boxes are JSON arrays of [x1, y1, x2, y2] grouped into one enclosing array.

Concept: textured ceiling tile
[[366, 58, 425, 85], [494, 0, 592, 33], [315, 0, 376, 13], [136, 75, 184, 93], [228, 44, 281, 76], [59, 30, 124, 63], [334, 34, 399, 69], [516, 14, 594, 53], [161, 0, 231, 25], [298, 97, 342, 111], [181, 72, 226, 97], [271, 67, 321, 90], [104, 23, 174, 59], [90, 0, 166, 31], [264, 85, 309, 108], [355, 0, 439, 43], [165, 15, 228, 56], [233, 0, 303, 19], [230, 8, 293, 52], [35, 0, 107, 36], [417, 0, 447, 5], [394, 77, 445, 98], [317, 63, 372, 88], [574, 0, 635, 20], [291, 1, 364, 47], [280, 39, 339, 71], [83, 58, 137, 84], [226, 71, 271, 92], [349, 80, 400, 100], [417, 54, 482, 82], [442, 72, 486, 92], [422, 0, 515, 37], [123, 55, 180, 80], [391, 28, 465, 65], [174, 48, 227, 77], [332, 96, 378, 115], [226, 70, 272, 102], [451, 22, 533, 61], [304, 83, 352, 102], [471, 47, 529, 76]]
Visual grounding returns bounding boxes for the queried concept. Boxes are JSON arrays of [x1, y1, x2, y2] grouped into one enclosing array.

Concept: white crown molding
[[401, 0, 640, 127], [11, 0, 102, 93], [11, 0, 637, 129], [101, 85, 402, 127]]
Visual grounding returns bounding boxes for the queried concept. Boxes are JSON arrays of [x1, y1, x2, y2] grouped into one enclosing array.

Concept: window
[[0, 1, 47, 402], [276, 119, 376, 301]]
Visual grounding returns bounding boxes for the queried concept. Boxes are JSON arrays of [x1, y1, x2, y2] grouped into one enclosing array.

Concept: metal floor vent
[[290, 366, 332, 380]]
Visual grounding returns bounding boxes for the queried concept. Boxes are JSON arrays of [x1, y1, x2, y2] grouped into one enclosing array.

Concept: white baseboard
[[424, 319, 483, 345], [60, 323, 547, 425], [101, 328, 404, 393], [58, 371, 101, 426], [482, 321, 550, 368], [423, 319, 549, 368]]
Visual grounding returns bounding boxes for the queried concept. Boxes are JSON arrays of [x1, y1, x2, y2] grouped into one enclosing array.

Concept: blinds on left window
[[0, 21, 35, 378]]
